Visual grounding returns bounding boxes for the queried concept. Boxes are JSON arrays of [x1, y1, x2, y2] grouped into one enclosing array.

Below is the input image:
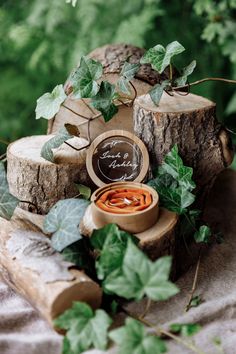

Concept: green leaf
[[104, 239, 179, 301], [41, 126, 73, 162], [54, 301, 112, 354], [120, 61, 140, 80], [149, 80, 170, 105], [159, 145, 196, 191], [148, 145, 196, 214], [91, 81, 119, 122], [194, 225, 211, 243], [175, 60, 196, 86], [62, 239, 94, 275], [148, 173, 195, 214], [35, 84, 67, 120], [117, 77, 131, 95], [140, 41, 185, 73], [75, 184, 91, 200], [90, 224, 137, 280], [71, 56, 103, 99], [0, 163, 19, 220], [43, 198, 90, 252], [170, 323, 201, 337], [109, 318, 167, 354]]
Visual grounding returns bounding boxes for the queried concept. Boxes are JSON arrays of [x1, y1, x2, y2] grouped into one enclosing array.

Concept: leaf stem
[[129, 80, 138, 102], [174, 77, 236, 91], [185, 248, 202, 312], [169, 63, 173, 81], [0, 138, 10, 145], [139, 298, 152, 319], [122, 307, 206, 354], [62, 103, 91, 121], [0, 153, 7, 161]]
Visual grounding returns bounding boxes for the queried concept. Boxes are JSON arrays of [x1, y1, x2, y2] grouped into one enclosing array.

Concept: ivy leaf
[[35, 84, 67, 120], [140, 41, 185, 73], [0, 163, 19, 220], [120, 61, 140, 80], [175, 60, 197, 86], [71, 56, 103, 99], [41, 126, 73, 162], [109, 318, 167, 354], [75, 183, 91, 200], [104, 239, 179, 301], [149, 80, 170, 105], [148, 173, 195, 214], [158, 145, 196, 191], [54, 301, 112, 354], [91, 81, 119, 122], [43, 198, 90, 252], [170, 323, 201, 337], [90, 224, 137, 280], [148, 145, 196, 214], [61, 239, 95, 276], [194, 225, 211, 243], [117, 77, 131, 95]]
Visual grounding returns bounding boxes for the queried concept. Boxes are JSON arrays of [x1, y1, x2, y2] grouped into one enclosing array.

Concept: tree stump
[[133, 92, 234, 204], [80, 205, 178, 263], [7, 135, 92, 214], [0, 210, 102, 326], [47, 44, 163, 139]]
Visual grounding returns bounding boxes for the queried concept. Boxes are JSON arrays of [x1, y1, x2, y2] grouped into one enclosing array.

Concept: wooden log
[[48, 44, 164, 139], [133, 92, 234, 204], [7, 135, 92, 215], [80, 205, 178, 261], [0, 211, 102, 326]]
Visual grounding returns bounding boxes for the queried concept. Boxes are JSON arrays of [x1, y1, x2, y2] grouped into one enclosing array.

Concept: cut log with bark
[[48, 44, 165, 139], [80, 205, 178, 262], [7, 135, 93, 215], [133, 92, 234, 204], [0, 209, 102, 326]]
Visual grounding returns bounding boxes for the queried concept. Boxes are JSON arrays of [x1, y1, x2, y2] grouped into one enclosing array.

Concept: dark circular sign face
[[92, 136, 143, 184]]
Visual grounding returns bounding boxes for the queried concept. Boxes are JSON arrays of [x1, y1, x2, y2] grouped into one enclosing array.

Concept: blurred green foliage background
[[0, 0, 236, 162]]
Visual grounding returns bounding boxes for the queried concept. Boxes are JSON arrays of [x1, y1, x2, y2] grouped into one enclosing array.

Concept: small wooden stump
[[81, 205, 178, 261], [133, 92, 234, 203], [7, 135, 91, 214], [0, 209, 102, 326]]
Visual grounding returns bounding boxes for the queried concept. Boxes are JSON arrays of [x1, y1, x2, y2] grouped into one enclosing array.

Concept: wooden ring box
[[91, 182, 159, 233], [86, 130, 159, 233]]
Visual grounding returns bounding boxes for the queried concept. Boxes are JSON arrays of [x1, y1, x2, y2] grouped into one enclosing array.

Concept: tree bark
[[47, 44, 165, 139], [7, 135, 92, 215], [133, 92, 234, 204], [0, 208, 102, 326]]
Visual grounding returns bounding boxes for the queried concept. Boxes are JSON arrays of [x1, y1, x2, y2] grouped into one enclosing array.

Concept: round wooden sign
[[86, 130, 149, 187]]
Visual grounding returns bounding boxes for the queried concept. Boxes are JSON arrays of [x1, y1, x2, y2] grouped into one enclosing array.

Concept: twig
[[0, 138, 10, 145], [121, 307, 206, 354], [129, 80, 138, 102], [185, 249, 202, 312], [139, 298, 152, 319], [62, 103, 91, 121], [20, 200, 39, 214], [81, 98, 97, 115], [0, 153, 6, 161], [174, 77, 236, 91], [117, 99, 130, 107]]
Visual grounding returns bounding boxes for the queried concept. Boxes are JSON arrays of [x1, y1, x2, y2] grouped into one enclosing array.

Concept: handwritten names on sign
[[92, 136, 142, 184]]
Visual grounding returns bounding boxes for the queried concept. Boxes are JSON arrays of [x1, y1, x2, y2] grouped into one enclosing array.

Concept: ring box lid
[[86, 130, 149, 187]]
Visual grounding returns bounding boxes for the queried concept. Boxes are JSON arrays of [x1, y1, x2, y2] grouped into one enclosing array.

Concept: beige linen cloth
[[0, 169, 236, 354]]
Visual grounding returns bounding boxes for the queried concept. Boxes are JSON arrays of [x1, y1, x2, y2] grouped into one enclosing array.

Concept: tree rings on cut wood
[[133, 92, 234, 204], [47, 44, 164, 139], [7, 135, 91, 215]]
